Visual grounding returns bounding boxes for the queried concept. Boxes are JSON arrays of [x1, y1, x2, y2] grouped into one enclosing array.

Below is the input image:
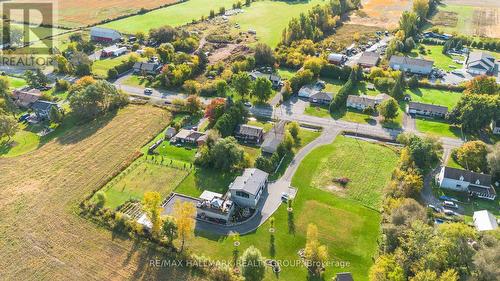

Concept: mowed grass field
[[307, 136, 399, 208], [0, 106, 204, 280], [101, 0, 236, 34], [187, 136, 383, 281], [229, 0, 324, 47], [100, 161, 189, 209]]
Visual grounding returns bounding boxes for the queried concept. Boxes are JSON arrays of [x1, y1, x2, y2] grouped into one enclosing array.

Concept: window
[[235, 191, 249, 198]]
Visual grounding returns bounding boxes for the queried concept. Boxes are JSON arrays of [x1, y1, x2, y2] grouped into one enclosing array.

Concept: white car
[[443, 201, 458, 209]]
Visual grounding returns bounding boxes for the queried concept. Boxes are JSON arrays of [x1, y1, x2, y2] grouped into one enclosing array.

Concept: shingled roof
[[442, 167, 492, 187], [408, 102, 448, 115], [236, 124, 263, 138]]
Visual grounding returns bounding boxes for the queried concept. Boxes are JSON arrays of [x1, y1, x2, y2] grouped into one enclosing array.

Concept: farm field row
[[101, 0, 323, 46], [430, 3, 500, 38], [0, 106, 183, 280]]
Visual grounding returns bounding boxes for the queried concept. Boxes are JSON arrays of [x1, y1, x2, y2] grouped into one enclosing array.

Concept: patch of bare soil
[[348, 0, 413, 29], [472, 7, 500, 38], [430, 11, 458, 28]]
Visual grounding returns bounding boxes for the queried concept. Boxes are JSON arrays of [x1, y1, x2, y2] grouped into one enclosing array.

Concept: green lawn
[[101, 0, 237, 34], [415, 117, 462, 138], [421, 44, 463, 71], [3, 76, 27, 89], [122, 75, 161, 88], [247, 119, 274, 133], [276, 67, 297, 80], [429, 4, 475, 36], [405, 88, 462, 109], [98, 161, 189, 209], [188, 136, 383, 281], [92, 54, 137, 78], [303, 136, 399, 208], [229, 0, 323, 47], [0, 123, 41, 157]]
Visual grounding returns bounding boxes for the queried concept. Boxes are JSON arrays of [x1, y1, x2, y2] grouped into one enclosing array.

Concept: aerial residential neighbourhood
[[1, 0, 500, 281]]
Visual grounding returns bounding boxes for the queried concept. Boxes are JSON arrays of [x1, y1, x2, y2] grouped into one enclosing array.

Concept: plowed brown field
[[0, 106, 204, 280]]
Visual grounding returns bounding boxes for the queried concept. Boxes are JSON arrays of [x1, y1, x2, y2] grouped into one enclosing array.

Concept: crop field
[[0, 106, 206, 280], [347, 0, 412, 29], [101, 0, 236, 34], [228, 0, 323, 47], [10, 0, 179, 28], [431, 1, 500, 38]]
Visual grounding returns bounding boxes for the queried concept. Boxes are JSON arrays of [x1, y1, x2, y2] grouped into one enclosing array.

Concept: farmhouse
[[196, 191, 235, 224], [346, 93, 390, 110], [473, 210, 498, 232], [90, 27, 122, 42], [31, 100, 59, 120], [171, 129, 207, 146], [466, 51, 496, 75], [437, 166, 496, 200], [491, 120, 500, 135], [261, 120, 287, 154], [309, 91, 333, 105], [235, 124, 264, 144], [133, 62, 162, 75], [101, 45, 127, 57], [249, 70, 282, 88], [389, 55, 434, 75], [229, 168, 269, 208], [357, 51, 380, 68], [406, 102, 448, 118], [11, 88, 41, 108], [327, 53, 346, 65]]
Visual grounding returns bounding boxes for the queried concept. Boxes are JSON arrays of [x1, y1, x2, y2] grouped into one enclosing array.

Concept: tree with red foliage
[[204, 97, 226, 123]]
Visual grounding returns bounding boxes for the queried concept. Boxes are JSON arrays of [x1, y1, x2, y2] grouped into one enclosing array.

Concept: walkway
[[195, 127, 341, 235]]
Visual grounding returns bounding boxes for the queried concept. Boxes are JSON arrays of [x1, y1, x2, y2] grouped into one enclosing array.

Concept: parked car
[[443, 201, 458, 209], [281, 192, 290, 202], [244, 101, 252, 107], [144, 88, 153, 95], [427, 204, 441, 213], [18, 113, 30, 122], [434, 218, 445, 224], [443, 209, 456, 216]]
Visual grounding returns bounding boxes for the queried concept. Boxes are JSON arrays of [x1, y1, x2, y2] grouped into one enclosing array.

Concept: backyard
[[421, 44, 464, 71], [97, 161, 190, 209], [92, 53, 139, 78]]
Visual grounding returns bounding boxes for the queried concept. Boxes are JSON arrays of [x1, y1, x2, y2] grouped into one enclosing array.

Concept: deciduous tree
[[173, 200, 196, 251], [378, 98, 399, 120], [240, 246, 265, 281], [143, 192, 163, 238], [252, 77, 272, 103], [453, 141, 488, 172], [304, 223, 328, 277]]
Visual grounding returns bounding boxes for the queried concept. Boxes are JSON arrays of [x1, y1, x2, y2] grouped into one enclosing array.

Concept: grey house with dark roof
[[235, 124, 264, 144], [309, 91, 333, 105], [357, 51, 380, 68], [437, 167, 496, 200], [31, 100, 59, 120], [466, 51, 496, 75], [389, 55, 434, 75], [229, 168, 269, 208], [133, 62, 162, 75], [406, 102, 448, 118], [249, 70, 282, 88]]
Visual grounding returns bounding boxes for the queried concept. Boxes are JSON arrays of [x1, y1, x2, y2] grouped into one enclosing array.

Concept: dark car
[[18, 113, 30, 122]]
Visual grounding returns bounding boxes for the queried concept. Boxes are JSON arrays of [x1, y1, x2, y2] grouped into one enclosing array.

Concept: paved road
[[195, 127, 341, 235]]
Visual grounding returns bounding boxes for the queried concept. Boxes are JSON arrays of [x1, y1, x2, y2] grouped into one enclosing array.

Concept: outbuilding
[[90, 27, 122, 42]]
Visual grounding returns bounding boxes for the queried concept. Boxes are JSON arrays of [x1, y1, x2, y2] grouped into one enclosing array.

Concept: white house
[[473, 210, 498, 231], [406, 102, 448, 118], [346, 93, 391, 110], [437, 167, 496, 200], [229, 168, 269, 208], [466, 51, 496, 75], [101, 45, 127, 57], [389, 55, 434, 75]]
